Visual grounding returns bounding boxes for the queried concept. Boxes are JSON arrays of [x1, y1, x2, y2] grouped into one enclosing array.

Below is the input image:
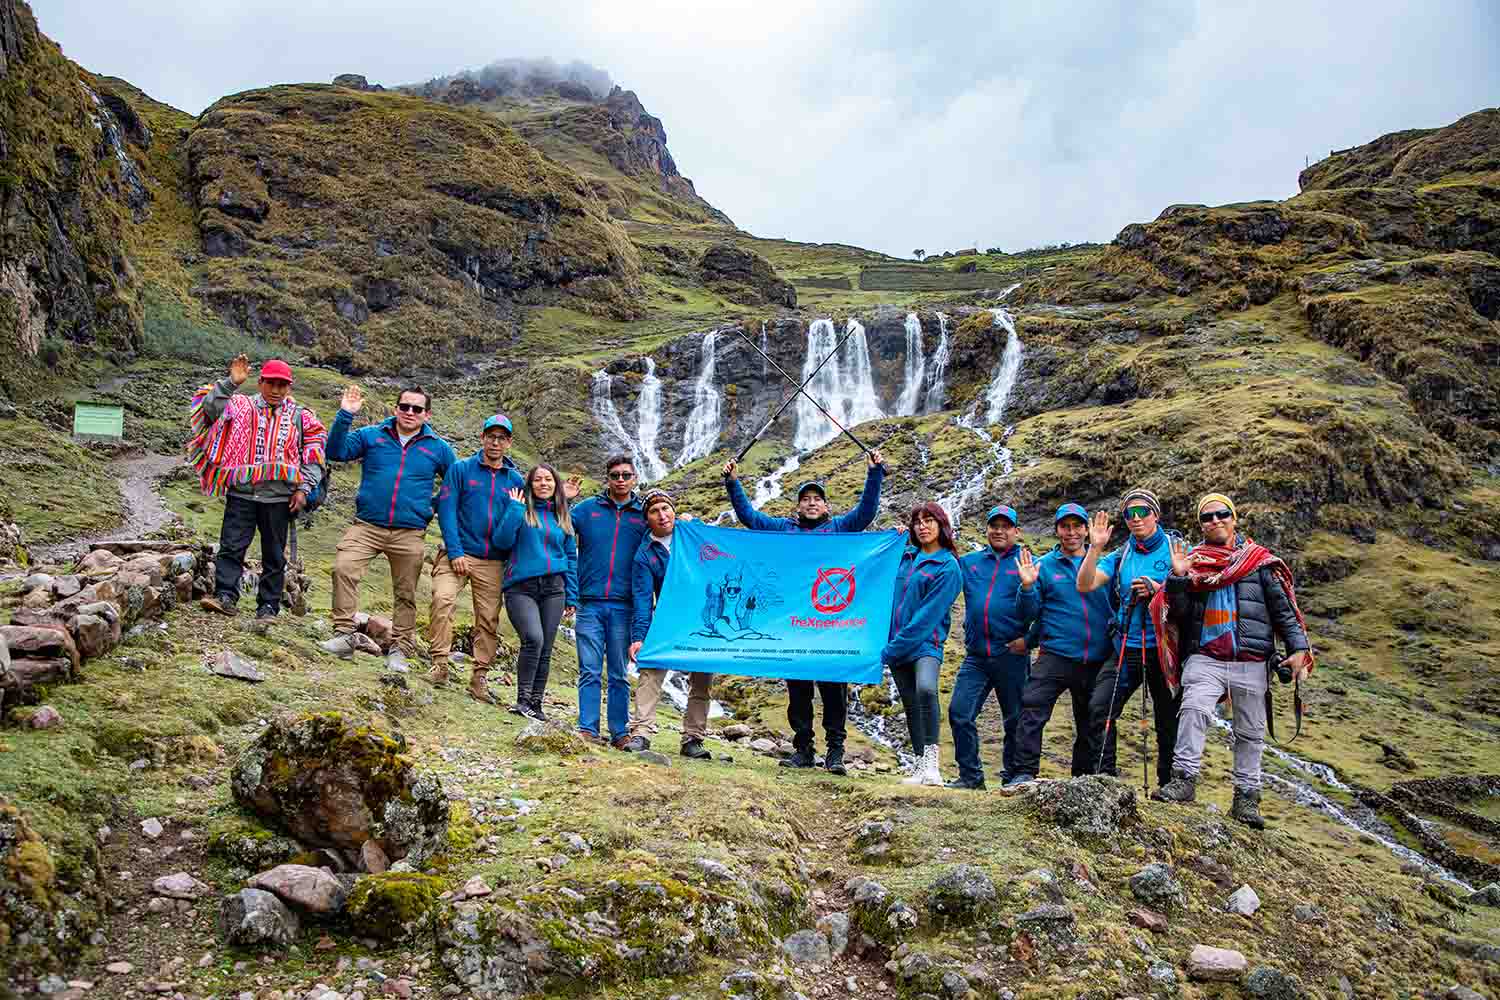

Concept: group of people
[[190, 356, 1313, 828]]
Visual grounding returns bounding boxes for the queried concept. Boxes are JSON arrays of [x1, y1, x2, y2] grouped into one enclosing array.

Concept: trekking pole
[[1096, 595, 1139, 775], [1139, 603, 1150, 792], [734, 328, 885, 468], [734, 321, 860, 463]]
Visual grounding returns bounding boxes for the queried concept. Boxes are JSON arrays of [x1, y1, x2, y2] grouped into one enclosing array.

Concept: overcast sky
[[38, 0, 1500, 258]]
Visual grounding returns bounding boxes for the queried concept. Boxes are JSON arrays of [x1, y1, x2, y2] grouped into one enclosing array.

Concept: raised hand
[[1088, 509, 1113, 550], [340, 384, 364, 414], [1169, 537, 1194, 576], [721, 458, 738, 479], [563, 475, 583, 501], [507, 487, 525, 503], [228, 353, 251, 385], [868, 449, 884, 468], [1016, 547, 1039, 588]]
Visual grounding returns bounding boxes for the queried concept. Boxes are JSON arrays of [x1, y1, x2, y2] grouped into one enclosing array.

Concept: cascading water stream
[[635, 358, 667, 483], [923, 312, 952, 413], [937, 307, 1022, 527], [676, 330, 723, 468], [590, 370, 646, 475], [895, 313, 926, 416], [794, 318, 883, 450], [752, 454, 802, 508]]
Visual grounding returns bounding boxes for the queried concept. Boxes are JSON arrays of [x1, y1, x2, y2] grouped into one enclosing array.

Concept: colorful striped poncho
[[187, 385, 327, 496]]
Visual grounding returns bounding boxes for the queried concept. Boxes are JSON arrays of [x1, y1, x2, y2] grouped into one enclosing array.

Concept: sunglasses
[[607, 471, 635, 481], [396, 402, 426, 414], [1199, 509, 1234, 523], [1123, 505, 1154, 520]]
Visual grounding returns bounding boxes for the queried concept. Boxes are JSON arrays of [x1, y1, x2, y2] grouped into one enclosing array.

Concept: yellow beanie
[[1197, 492, 1236, 518]]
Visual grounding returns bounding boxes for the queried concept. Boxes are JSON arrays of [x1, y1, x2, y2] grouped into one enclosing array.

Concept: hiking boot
[[779, 746, 815, 769], [824, 745, 848, 776], [254, 606, 278, 621], [945, 776, 987, 791], [920, 745, 945, 787], [385, 649, 411, 674], [467, 668, 494, 704], [424, 662, 450, 687], [1153, 771, 1197, 803], [999, 774, 1035, 796], [680, 738, 712, 760], [200, 595, 237, 616], [617, 735, 648, 753], [1231, 787, 1266, 829], [319, 632, 356, 658]]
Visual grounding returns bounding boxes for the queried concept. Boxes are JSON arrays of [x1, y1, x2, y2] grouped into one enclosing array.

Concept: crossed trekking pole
[[733, 327, 886, 469]]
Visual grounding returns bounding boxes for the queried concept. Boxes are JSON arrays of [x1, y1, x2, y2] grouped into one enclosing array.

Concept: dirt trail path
[[33, 453, 183, 564]]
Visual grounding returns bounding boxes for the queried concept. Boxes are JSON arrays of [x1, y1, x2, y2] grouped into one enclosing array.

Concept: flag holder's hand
[[722, 458, 738, 480]]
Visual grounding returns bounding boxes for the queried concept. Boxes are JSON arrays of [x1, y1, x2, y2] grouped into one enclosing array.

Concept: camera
[[1275, 664, 1293, 684]]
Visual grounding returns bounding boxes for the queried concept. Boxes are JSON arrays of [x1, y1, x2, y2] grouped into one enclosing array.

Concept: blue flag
[[637, 520, 905, 683]]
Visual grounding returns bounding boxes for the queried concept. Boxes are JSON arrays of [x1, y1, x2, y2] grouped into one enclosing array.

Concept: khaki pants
[[630, 669, 713, 741], [332, 520, 427, 653], [427, 551, 505, 667]]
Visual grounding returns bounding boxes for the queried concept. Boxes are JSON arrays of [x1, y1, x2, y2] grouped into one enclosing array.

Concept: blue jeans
[[947, 651, 1029, 784], [576, 600, 631, 739]]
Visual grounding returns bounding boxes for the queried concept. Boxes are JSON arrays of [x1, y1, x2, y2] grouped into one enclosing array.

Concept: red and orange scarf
[[1148, 539, 1314, 695]]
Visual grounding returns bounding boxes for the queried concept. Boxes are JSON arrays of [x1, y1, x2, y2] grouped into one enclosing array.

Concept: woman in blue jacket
[[884, 502, 963, 787], [491, 464, 578, 720]]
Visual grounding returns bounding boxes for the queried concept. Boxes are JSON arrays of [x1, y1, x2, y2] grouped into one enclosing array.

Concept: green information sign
[[73, 402, 125, 440]]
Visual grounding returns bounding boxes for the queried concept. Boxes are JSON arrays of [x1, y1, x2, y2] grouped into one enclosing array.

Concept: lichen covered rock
[[925, 864, 999, 927], [230, 712, 449, 864], [346, 871, 443, 941], [217, 887, 300, 948], [1029, 775, 1139, 838], [0, 797, 101, 975]]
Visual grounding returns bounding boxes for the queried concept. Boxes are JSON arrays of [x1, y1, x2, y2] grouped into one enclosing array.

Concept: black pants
[[787, 680, 847, 751], [890, 656, 942, 754], [1014, 651, 1100, 779], [214, 495, 291, 614], [1088, 645, 1180, 787], [505, 574, 567, 710]]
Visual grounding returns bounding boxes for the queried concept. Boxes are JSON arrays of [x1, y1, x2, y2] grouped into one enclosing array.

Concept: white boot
[[901, 746, 928, 784], [920, 744, 944, 787]]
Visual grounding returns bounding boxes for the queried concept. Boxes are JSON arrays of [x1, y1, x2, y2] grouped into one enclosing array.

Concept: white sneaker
[[901, 746, 929, 785], [319, 633, 355, 658], [385, 649, 410, 673], [920, 745, 944, 787]]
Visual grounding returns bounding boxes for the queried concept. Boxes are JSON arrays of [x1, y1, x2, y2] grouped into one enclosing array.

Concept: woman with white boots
[[885, 503, 964, 787]]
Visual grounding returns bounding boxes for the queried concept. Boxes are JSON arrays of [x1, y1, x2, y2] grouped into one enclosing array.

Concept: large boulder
[[230, 712, 449, 864], [249, 864, 348, 914], [217, 888, 300, 948], [0, 626, 79, 675]]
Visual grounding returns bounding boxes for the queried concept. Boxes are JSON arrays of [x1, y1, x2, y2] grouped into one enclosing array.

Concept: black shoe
[[618, 735, 649, 753], [1231, 787, 1266, 829], [824, 745, 848, 776], [255, 606, 278, 621], [680, 739, 712, 760], [945, 776, 987, 790], [508, 704, 526, 717], [523, 702, 546, 722], [779, 747, 815, 769]]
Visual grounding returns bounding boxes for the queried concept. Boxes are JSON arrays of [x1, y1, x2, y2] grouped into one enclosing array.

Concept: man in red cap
[[188, 353, 326, 619]]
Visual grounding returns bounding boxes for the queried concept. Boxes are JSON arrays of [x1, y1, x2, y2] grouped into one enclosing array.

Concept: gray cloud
[[37, 0, 1500, 258]]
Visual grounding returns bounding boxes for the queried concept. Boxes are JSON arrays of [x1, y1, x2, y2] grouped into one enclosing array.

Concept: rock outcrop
[[699, 244, 796, 308], [230, 713, 450, 865]]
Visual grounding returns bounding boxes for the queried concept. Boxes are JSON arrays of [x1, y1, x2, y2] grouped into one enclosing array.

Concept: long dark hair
[[908, 502, 957, 553], [524, 463, 574, 536]]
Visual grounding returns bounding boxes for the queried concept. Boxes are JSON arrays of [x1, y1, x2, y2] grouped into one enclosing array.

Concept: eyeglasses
[[1199, 509, 1234, 523], [607, 471, 635, 481], [396, 403, 426, 414], [1123, 506, 1154, 520]]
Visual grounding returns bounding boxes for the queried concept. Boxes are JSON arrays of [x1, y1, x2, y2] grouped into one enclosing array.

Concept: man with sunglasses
[[1076, 488, 1182, 789], [429, 414, 525, 701], [1154, 494, 1313, 829], [720, 450, 886, 775], [572, 455, 649, 748], [191, 355, 326, 620], [320, 386, 457, 673]]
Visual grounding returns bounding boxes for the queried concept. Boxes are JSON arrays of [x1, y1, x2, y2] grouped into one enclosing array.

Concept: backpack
[[295, 404, 331, 516]]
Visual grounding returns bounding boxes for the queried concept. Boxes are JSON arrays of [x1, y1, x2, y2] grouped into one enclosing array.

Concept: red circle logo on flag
[[811, 567, 856, 614]]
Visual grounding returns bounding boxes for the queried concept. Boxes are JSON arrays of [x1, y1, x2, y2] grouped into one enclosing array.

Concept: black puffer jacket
[[1164, 564, 1309, 662]]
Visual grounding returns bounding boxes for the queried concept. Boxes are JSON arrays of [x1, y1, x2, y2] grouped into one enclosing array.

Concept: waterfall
[[794, 318, 883, 451], [938, 309, 1024, 527], [675, 330, 723, 468], [759, 322, 769, 378], [924, 312, 951, 413], [635, 359, 667, 483], [895, 313, 926, 417], [590, 370, 645, 474]]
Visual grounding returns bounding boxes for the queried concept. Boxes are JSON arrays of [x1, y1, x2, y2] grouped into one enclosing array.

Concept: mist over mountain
[[405, 56, 613, 102]]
